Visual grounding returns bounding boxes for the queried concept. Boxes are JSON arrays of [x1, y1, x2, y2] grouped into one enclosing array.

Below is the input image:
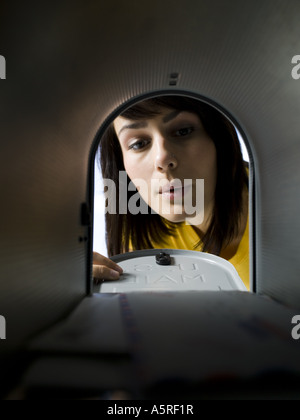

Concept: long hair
[[99, 95, 248, 257]]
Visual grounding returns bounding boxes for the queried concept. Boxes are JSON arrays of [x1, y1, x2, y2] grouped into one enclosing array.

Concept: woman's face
[[114, 107, 217, 227]]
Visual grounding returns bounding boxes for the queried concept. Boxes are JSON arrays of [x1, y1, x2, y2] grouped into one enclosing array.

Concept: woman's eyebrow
[[117, 110, 182, 137], [117, 121, 147, 137], [162, 110, 181, 123]]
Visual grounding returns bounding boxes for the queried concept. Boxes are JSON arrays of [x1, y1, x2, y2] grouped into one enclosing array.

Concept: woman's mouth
[[159, 183, 192, 201], [161, 186, 182, 200]]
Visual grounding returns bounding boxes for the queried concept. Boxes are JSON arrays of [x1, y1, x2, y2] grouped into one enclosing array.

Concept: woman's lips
[[159, 183, 178, 194], [159, 184, 192, 201]]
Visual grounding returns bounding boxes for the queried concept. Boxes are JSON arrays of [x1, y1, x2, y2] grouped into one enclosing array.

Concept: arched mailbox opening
[[90, 91, 255, 293]]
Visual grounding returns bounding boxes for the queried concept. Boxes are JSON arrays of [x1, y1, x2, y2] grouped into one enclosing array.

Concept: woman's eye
[[128, 139, 149, 151], [174, 127, 194, 137]]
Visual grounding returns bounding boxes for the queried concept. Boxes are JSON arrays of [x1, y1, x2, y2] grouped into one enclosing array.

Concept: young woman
[[93, 96, 249, 289]]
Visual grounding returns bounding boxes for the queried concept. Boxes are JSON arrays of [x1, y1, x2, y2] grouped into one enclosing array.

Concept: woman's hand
[[93, 251, 123, 283]]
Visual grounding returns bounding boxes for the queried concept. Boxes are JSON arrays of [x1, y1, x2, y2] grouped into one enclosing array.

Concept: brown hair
[[98, 95, 248, 257]]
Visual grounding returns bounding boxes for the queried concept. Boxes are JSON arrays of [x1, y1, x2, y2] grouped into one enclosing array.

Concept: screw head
[[156, 252, 172, 265]]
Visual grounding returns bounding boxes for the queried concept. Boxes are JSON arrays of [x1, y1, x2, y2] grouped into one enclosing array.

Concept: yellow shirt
[[150, 218, 250, 290]]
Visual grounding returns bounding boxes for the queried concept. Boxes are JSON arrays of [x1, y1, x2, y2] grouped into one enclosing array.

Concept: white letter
[[291, 315, 300, 340], [103, 178, 116, 214], [151, 406, 159, 415], [128, 178, 149, 215], [119, 171, 128, 214], [0, 316, 5, 340], [150, 178, 171, 215], [172, 179, 184, 214], [291, 55, 300, 80], [0, 55, 6, 79], [185, 179, 204, 226], [187, 405, 194, 414]]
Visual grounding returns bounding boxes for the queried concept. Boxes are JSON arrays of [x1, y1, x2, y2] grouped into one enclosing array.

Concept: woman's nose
[[154, 145, 178, 172], [155, 153, 177, 172]]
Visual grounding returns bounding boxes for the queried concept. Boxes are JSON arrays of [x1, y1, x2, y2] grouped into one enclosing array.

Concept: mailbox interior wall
[[0, 0, 300, 357]]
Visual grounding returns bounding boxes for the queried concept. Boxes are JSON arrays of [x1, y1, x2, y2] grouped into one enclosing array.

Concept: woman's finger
[[92, 264, 122, 281], [93, 251, 123, 274]]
